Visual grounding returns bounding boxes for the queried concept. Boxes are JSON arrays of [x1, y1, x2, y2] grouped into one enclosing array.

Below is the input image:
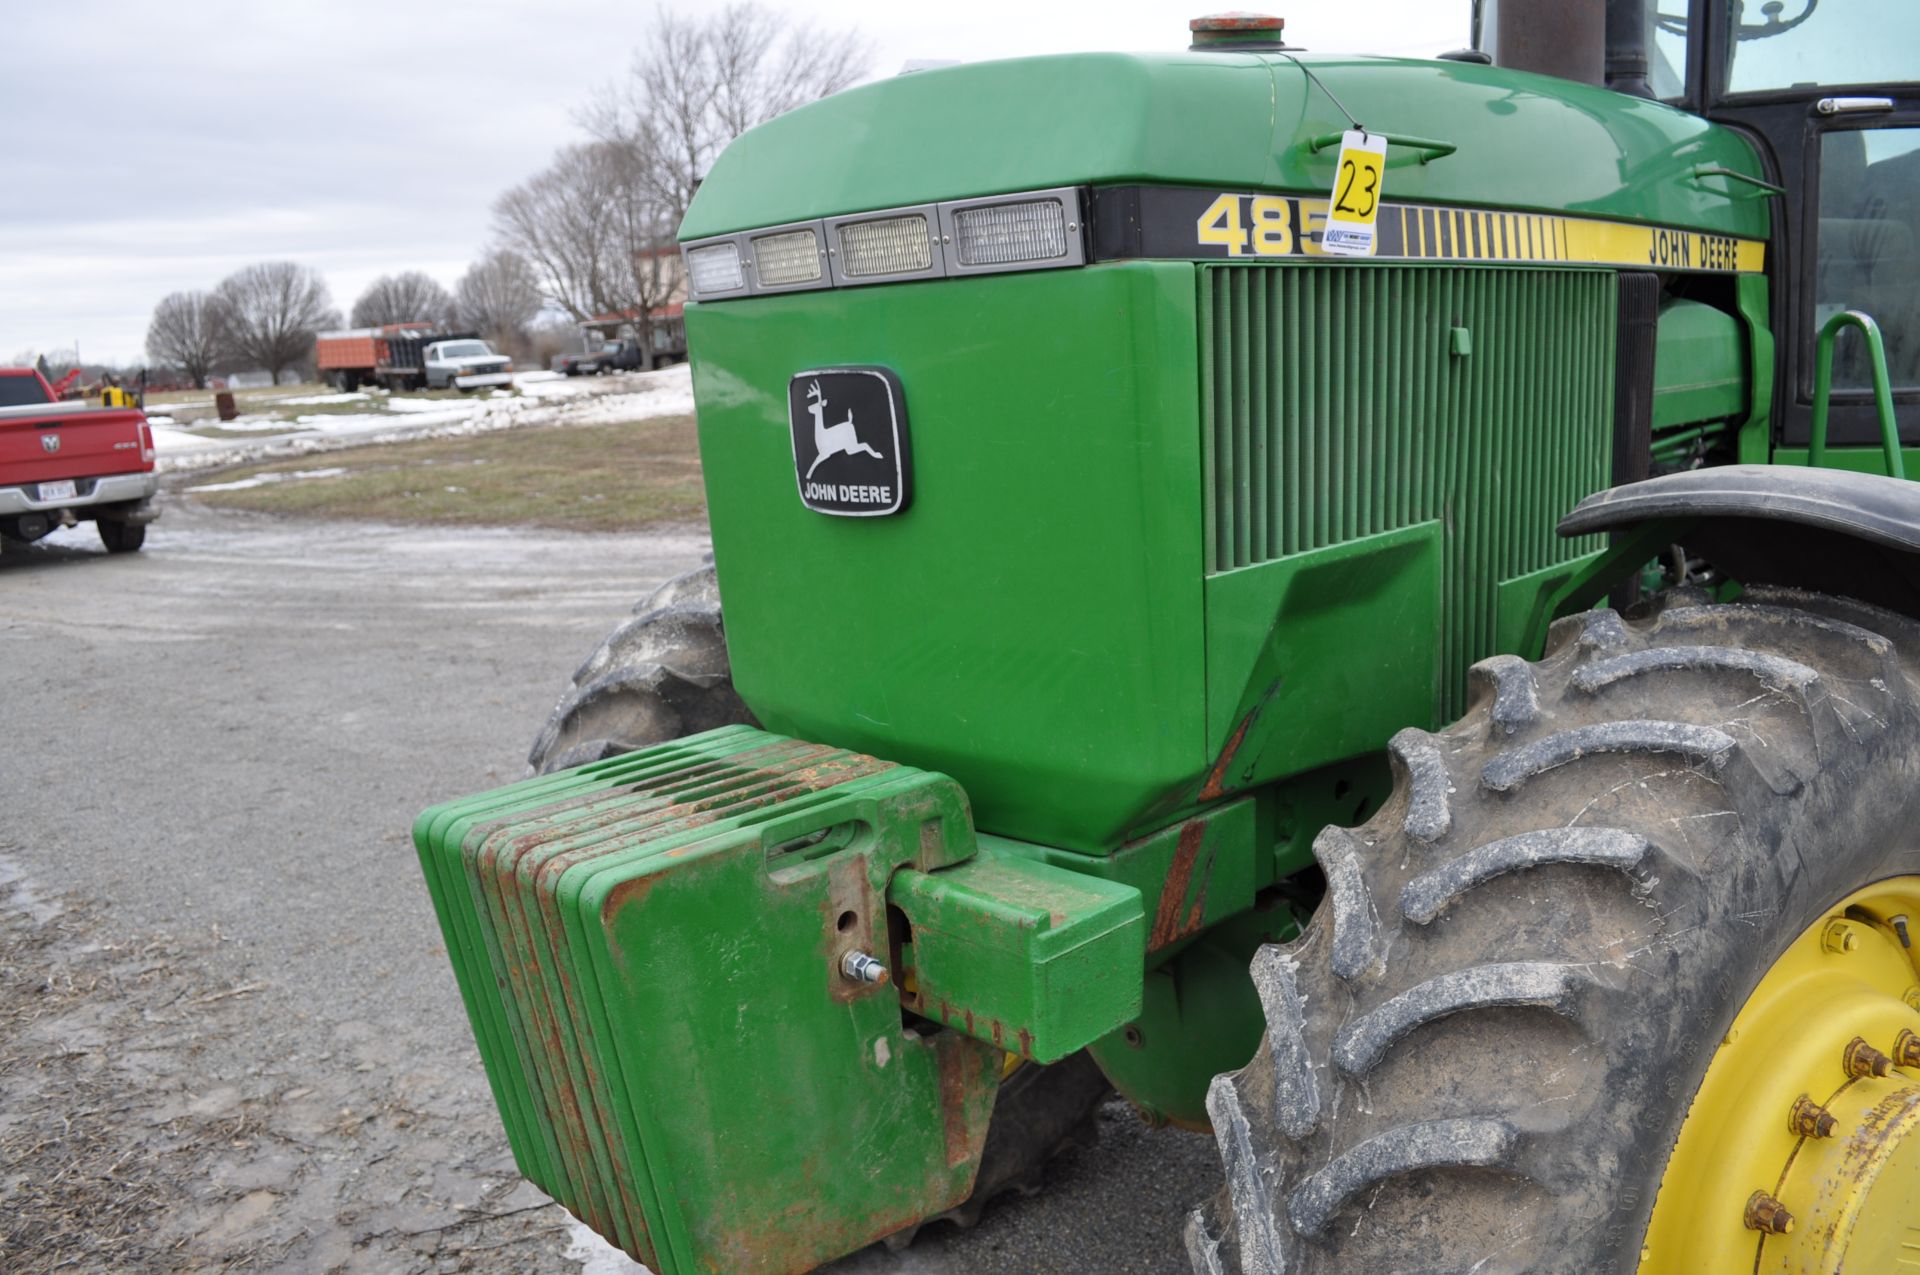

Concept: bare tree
[[144, 291, 226, 389], [455, 248, 542, 348], [350, 271, 455, 328], [582, 4, 871, 226], [487, 5, 866, 366], [212, 262, 340, 386], [493, 142, 631, 323]]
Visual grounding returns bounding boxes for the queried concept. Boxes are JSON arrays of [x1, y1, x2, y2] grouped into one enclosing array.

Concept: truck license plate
[[38, 479, 77, 502]]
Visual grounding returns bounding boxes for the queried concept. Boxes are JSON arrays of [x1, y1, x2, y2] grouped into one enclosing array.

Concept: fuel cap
[[1190, 12, 1290, 52]]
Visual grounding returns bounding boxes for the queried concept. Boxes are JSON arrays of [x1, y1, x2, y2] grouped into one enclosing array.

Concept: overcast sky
[[0, 1, 1466, 365]]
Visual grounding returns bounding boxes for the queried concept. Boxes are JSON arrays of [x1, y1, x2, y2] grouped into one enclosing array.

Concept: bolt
[[1824, 920, 1860, 954], [1896, 1028, 1920, 1070], [1844, 1035, 1894, 1080], [1743, 1191, 1796, 1235], [1894, 914, 1913, 949], [840, 951, 889, 985], [1789, 1095, 1837, 1139], [1907, 988, 1920, 1012]]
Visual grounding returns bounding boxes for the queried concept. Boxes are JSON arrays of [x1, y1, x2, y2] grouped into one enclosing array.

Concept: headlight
[[939, 188, 1085, 276], [830, 208, 941, 284], [748, 224, 827, 289], [685, 241, 748, 297]]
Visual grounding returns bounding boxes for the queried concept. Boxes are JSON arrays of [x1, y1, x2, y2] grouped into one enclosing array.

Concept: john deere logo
[[40, 433, 60, 454], [788, 368, 911, 517]]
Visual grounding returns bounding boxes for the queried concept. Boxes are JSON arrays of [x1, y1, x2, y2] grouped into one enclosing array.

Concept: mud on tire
[[1188, 586, 1920, 1274], [527, 564, 756, 773]]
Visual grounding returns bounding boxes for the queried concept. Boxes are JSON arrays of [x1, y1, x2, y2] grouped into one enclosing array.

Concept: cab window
[[1815, 126, 1920, 388], [1726, 0, 1920, 94]]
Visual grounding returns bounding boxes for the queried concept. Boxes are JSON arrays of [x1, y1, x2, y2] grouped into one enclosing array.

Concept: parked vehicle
[[555, 338, 644, 377], [315, 327, 514, 393], [418, 5, 1920, 1273], [0, 366, 157, 553]]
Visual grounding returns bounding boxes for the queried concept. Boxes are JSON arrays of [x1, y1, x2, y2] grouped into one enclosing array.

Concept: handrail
[[1808, 309, 1904, 481], [1305, 131, 1458, 164], [1690, 166, 1786, 197]]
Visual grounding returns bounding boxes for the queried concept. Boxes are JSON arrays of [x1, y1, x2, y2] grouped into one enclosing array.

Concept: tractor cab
[[1657, 0, 1920, 454]]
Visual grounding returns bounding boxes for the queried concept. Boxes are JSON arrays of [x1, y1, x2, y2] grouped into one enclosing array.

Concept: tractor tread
[[1285, 1118, 1525, 1238], [1311, 826, 1380, 980], [1250, 947, 1320, 1138], [1468, 655, 1541, 735], [1207, 1074, 1291, 1275], [1400, 828, 1657, 925], [1388, 728, 1453, 842], [1480, 719, 1736, 793], [1331, 961, 1598, 1077], [1572, 645, 1819, 695]]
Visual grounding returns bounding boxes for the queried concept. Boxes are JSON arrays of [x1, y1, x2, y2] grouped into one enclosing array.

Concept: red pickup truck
[[0, 367, 158, 553]]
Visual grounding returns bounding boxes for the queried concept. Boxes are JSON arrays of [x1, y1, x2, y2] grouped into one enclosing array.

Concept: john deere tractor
[[416, 2, 1920, 1270]]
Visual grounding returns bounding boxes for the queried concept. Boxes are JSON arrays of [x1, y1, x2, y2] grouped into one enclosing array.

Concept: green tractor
[[416, 2, 1920, 1270]]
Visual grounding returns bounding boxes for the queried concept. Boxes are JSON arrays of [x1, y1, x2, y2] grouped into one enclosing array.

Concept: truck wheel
[[528, 564, 1117, 1240], [97, 519, 146, 554], [1188, 585, 1920, 1275]]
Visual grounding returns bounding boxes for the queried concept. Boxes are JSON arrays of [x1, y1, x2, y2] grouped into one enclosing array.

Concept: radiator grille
[[1200, 264, 1615, 714]]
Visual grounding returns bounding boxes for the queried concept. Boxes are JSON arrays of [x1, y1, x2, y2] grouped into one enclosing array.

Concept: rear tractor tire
[[1189, 586, 1920, 1274]]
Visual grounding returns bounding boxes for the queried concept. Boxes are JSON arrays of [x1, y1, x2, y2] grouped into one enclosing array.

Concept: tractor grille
[[1200, 263, 1614, 713]]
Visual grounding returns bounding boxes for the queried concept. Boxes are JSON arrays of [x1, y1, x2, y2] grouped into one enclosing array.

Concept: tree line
[[141, 4, 866, 390], [144, 251, 542, 390]]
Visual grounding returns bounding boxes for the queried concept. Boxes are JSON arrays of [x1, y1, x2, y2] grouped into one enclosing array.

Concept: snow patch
[[157, 363, 697, 473], [190, 467, 348, 493], [275, 391, 370, 406], [564, 1221, 652, 1274]]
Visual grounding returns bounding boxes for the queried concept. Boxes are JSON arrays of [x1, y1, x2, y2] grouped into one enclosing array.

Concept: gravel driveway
[[0, 501, 1217, 1274]]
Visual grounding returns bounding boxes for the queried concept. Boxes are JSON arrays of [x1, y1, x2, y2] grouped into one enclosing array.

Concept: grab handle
[[1306, 130, 1457, 165], [1808, 309, 1904, 481]]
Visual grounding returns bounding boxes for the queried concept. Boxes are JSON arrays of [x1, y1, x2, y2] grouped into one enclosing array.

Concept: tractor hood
[[681, 51, 1771, 243]]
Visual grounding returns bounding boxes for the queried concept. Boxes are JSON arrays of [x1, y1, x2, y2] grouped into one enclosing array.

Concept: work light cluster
[[682, 187, 1087, 300]]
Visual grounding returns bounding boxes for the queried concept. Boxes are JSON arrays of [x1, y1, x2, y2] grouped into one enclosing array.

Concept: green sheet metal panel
[[1653, 297, 1748, 428], [1197, 263, 1614, 763], [688, 264, 1207, 854], [684, 53, 1771, 243]]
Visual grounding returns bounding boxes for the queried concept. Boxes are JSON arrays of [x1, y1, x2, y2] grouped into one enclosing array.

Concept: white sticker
[[1322, 130, 1387, 257]]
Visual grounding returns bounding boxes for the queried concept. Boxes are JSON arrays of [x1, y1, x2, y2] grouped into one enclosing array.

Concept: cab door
[[1684, 0, 1920, 458]]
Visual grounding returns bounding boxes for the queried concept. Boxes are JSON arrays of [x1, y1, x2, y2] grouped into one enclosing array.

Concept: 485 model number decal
[[1087, 186, 1764, 274]]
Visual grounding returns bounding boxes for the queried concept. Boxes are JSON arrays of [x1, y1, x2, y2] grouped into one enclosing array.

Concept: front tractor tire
[[1190, 586, 1920, 1275], [528, 564, 755, 774]]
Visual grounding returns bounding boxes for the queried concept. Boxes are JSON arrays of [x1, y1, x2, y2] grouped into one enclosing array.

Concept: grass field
[[182, 413, 705, 532]]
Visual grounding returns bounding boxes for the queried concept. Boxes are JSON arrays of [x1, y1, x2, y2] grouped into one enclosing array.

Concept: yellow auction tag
[[1322, 129, 1387, 256]]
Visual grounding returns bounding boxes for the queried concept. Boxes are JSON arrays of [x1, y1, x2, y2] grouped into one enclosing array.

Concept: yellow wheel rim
[[1639, 877, 1920, 1273]]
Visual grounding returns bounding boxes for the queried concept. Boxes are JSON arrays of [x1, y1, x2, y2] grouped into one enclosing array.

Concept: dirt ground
[[0, 501, 1220, 1274]]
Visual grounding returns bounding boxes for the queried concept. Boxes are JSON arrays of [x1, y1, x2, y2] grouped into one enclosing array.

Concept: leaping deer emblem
[[804, 380, 884, 479]]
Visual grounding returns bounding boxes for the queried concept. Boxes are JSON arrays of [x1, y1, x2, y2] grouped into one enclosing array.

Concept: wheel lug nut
[[1896, 1028, 1920, 1070], [1743, 1191, 1796, 1234], [1843, 1035, 1894, 1079], [1789, 1094, 1837, 1139], [1823, 920, 1860, 954]]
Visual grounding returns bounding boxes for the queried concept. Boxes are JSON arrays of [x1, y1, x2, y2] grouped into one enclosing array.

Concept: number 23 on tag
[[1323, 130, 1386, 257]]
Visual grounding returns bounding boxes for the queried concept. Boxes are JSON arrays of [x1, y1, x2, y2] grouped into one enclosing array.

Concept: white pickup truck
[[422, 339, 514, 392]]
